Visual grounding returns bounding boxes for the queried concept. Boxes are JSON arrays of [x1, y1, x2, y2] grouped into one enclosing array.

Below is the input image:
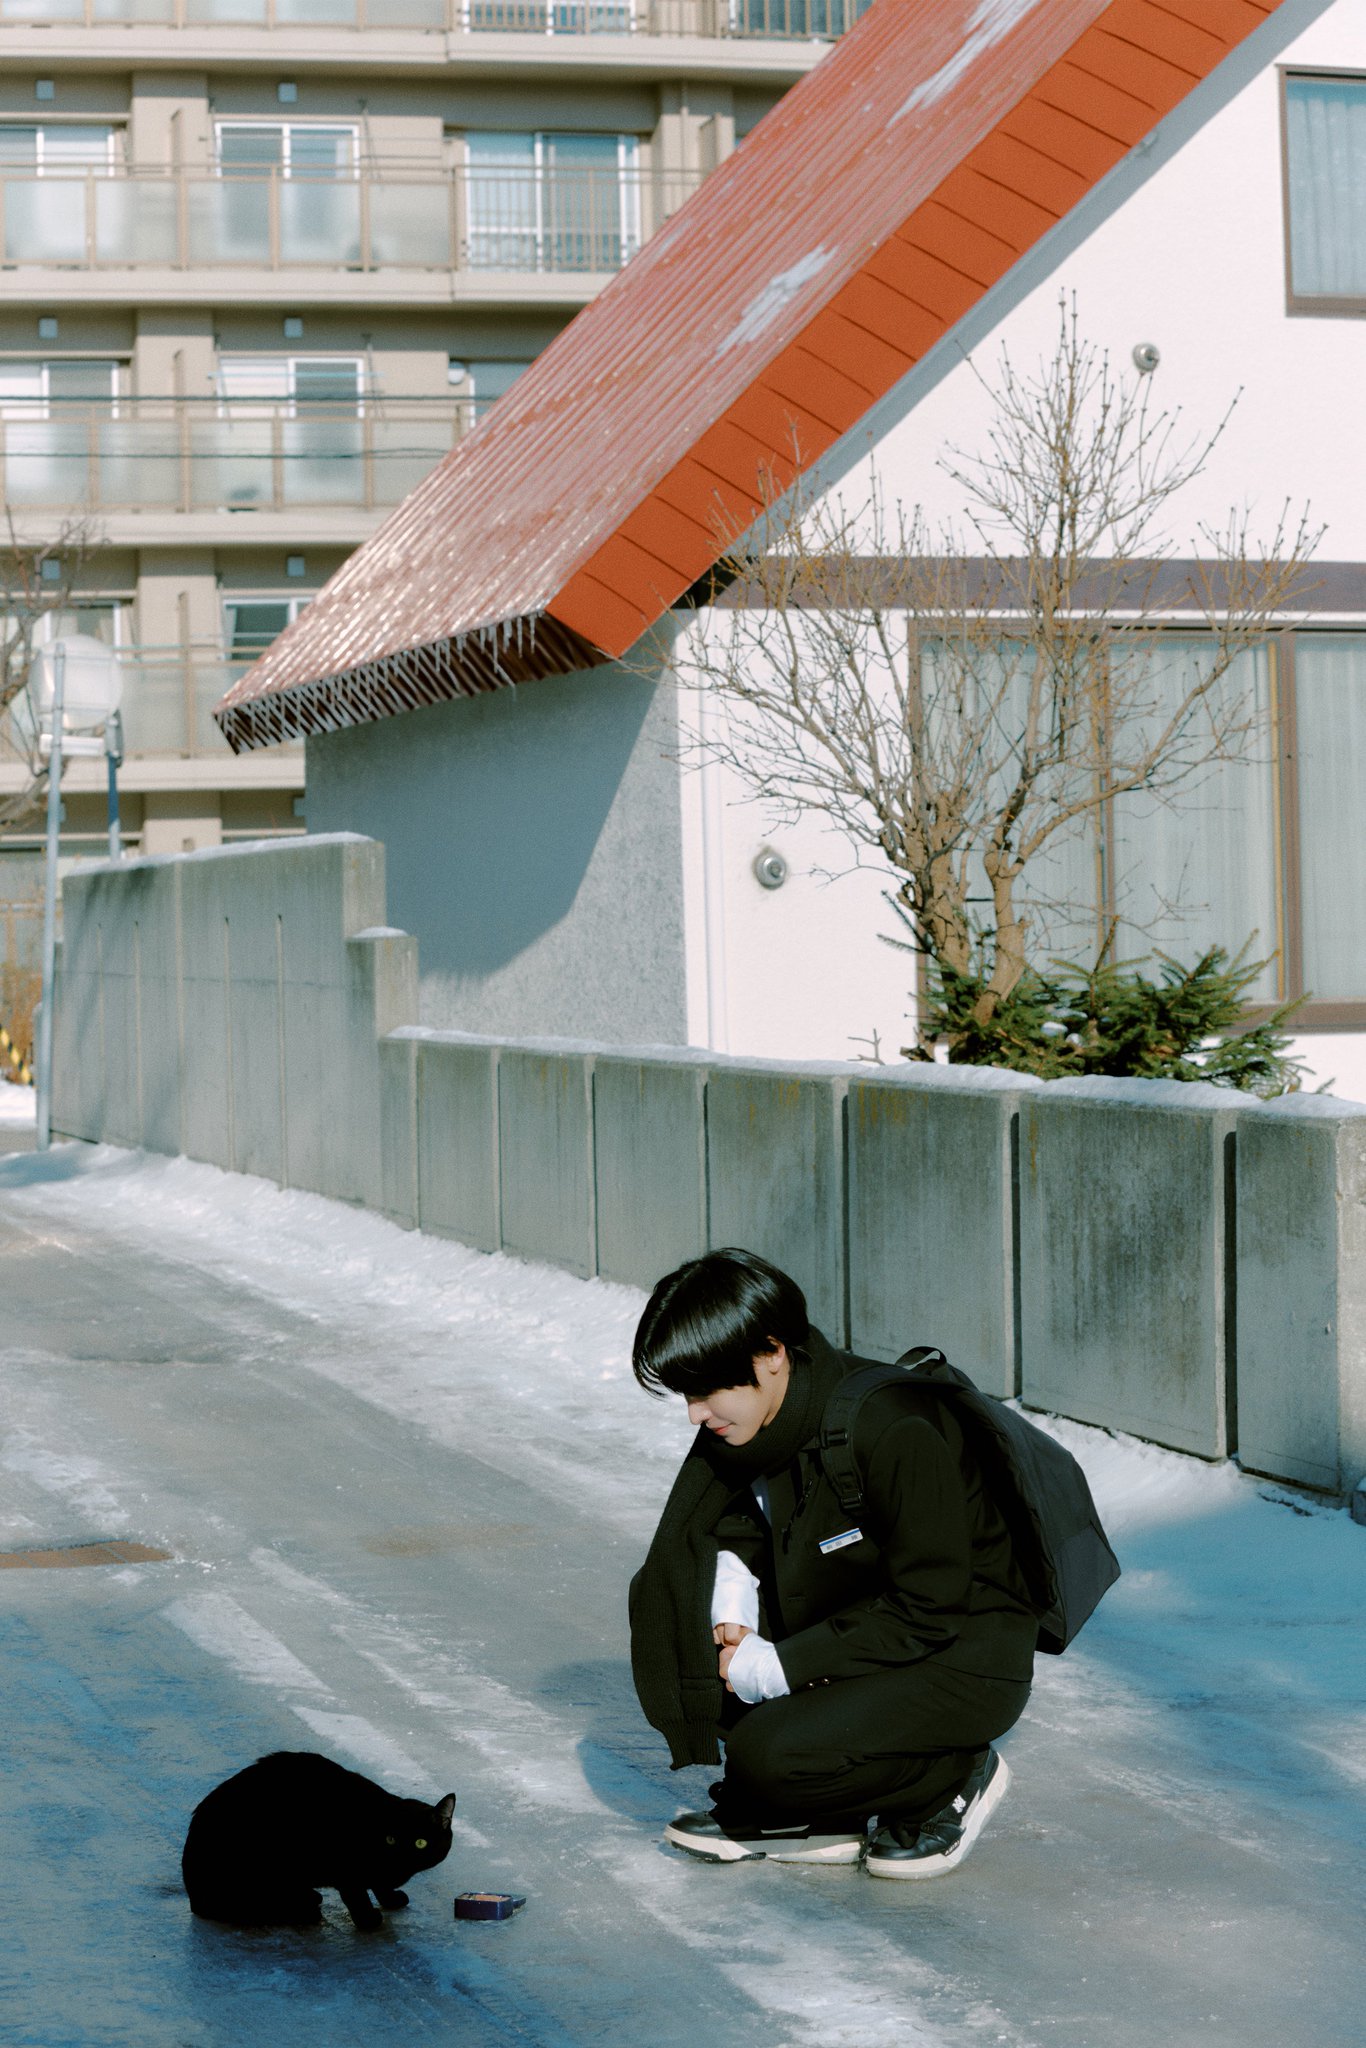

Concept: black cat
[[182, 1750, 456, 1931]]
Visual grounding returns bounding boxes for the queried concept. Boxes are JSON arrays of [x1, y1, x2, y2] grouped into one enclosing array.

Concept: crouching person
[[629, 1248, 1045, 1878]]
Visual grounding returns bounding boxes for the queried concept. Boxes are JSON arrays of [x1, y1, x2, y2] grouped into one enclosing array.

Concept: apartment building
[[0, 0, 853, 943]]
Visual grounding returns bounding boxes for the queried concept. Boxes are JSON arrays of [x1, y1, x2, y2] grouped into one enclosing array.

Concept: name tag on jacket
[[818, 1527, 863, 1556]]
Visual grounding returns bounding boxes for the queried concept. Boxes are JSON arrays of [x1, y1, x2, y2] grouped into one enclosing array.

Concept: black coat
[[717, 1339, 1040, 1691]]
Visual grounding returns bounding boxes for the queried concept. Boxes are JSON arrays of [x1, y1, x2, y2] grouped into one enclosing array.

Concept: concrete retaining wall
[[52, 835, 1366, 1497], [53, 835, 416, 1213], [1019, 1078, 1238, 1459]]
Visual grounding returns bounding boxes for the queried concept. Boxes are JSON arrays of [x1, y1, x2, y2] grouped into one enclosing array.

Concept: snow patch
[[896, 0, 1047, 120], [290, 1709, 444, 1802], [2, 1427, 128, 1528], [719, 249, 835, 352], [165, 1591, 333, 1697]]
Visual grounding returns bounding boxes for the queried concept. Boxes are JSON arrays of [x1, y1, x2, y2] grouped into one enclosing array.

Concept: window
[[1284, 72, 1366, 305], [1289, 635, 1366, 1004], [466, 0, 636, 29], [216, 122, 357, 181], [449, 357, 530, 426], [0, 361, 120, 507], [731, 0, 872, 31], [210, 123, 359, 264], [1107, 640, 1279, 1000], [918, 632, 1283, 1000], [0, 124, 115, 173], [223, 597, 307, 664], [214, 357, 364, 508], [0, 126, 117, 263], [35, 601, 122, 648], [464, 131, 640, 272], [217, 355, 363, 414], [0, 359, 119, 414]]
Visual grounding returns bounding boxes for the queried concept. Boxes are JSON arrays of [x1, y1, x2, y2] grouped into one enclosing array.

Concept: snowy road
[[1, 1133, 1363, 2048]]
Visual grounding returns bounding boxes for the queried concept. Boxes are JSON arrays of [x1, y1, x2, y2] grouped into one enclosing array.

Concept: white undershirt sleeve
[[710, 1549, 761, 1633], [725, 1631, 790, 1703]]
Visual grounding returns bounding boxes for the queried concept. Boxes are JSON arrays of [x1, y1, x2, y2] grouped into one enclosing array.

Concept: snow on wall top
[[215, 0, 1281, 754]]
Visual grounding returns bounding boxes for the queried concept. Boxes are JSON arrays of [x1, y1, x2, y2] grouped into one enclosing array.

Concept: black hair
[[632, 1248, 810, 1400]]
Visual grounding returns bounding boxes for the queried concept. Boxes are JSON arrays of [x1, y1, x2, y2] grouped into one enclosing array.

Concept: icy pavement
[[1, 1143, 1363, 2048]]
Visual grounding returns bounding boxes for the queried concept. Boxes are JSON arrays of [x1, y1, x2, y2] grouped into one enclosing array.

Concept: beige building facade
[[0, 1, 846, 932]]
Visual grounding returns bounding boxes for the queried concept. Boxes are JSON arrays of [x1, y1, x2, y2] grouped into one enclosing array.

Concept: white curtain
[[1109, 640, 1279, 997], [1285, 76, 1366, 300], [1294, 636, 1366, 1001]]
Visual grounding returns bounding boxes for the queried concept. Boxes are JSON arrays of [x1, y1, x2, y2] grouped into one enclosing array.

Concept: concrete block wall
[[1019, 1078, 1239, 1460], [1234, 1096, 1366, 1491], [846, 1066, 1035, 1396], [51, 835, 1366, 1497], [53, 835, 417, 1214]]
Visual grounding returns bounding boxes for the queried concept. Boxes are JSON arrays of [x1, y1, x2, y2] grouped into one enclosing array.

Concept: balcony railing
[[0, 0, 869, 37], [0, 397, 475, 512], [0, 644, 302, 759], [0, 165, 700, 272]]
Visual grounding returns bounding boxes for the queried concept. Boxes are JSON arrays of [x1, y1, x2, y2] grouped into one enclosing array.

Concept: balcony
[[0, 646, 286, 762], [0, 164, 699, 274], [0, 398, 470, 515], [0, 0, 869, 36]]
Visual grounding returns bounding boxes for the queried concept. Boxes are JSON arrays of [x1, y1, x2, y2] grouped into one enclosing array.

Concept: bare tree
[[670, 299, 1319, 1054], [0, 507, 104, 835]]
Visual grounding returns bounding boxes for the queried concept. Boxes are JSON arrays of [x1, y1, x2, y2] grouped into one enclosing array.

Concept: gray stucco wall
[[304, 661, 687, 1044]]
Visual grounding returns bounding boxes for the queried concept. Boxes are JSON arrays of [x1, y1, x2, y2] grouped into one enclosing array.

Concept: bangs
[[632, 1249, 809, 1399]]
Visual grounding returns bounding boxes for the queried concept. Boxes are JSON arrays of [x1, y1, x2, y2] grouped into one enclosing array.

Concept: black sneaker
[[664, 1811, 866, 1865], [864, 1748, 1010, 1881]]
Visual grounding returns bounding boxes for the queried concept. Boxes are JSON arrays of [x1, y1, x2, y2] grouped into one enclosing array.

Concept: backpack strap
[[817, 1350, 947, 1517]]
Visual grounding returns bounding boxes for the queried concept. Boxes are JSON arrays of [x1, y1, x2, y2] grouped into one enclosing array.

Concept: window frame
[[213, 121, 360, 182], [1279, 64, 1366, 319], [912, 618, 1366, 1029], [221, 593, 309, 665], [0, 122, 119, 175], [0, 359, 121, 418], [461, 128, 641, 271], [216, 354, 366, 419]]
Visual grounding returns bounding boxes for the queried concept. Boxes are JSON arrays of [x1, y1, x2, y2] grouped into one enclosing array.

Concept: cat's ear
[[436, 1794, 456, 1830]]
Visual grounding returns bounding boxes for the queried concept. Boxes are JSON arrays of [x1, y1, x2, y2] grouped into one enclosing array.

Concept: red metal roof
[[217, 0, 1281, 753]]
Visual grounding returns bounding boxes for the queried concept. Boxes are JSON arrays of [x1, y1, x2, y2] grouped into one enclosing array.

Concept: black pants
[[717, 1662, 1030, 1832]]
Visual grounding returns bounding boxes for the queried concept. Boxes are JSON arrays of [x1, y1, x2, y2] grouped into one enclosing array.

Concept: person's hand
[[713, 1622, 752, 1689]]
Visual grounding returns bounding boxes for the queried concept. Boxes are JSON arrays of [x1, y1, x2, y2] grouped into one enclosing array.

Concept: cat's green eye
[[385, 1835, 395, 1845], [415, 1837, 428, 1849]]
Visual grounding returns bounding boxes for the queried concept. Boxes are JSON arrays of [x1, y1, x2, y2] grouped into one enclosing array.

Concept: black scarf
[[628, 1334, 845, 1768]]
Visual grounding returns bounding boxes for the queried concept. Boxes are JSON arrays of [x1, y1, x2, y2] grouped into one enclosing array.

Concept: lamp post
[[29, 634, 123, 1153], [105, 706, 124, 860], [34, 641, 65, 1153]]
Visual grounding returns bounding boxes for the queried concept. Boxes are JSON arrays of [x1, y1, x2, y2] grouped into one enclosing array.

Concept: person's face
[[685, 1344, 790, 1447]]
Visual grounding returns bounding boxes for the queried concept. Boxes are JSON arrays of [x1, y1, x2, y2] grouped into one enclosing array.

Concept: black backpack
[[818, 1347, 1121, 1655]]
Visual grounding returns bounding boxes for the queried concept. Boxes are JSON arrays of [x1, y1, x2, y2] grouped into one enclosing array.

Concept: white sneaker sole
[[664, 1824, 864, 1866], [864, 1754, 1011, 1882]]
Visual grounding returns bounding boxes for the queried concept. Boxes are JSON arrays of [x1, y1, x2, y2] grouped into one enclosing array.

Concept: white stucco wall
[[675, 651, 918, 1060], [675, 0, 1366, 1083], [824, 2, 1366, 555]]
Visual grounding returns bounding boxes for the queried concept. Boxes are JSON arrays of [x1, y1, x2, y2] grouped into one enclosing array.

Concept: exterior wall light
[[1132, 342, 1160, 373], [286, 555, 307, 578], [753, 847, 788, 890], [278, 82, 298, 104], [35, 80, 55, 101], [283, 316, 304, 339], [38, 316, 58, 341]]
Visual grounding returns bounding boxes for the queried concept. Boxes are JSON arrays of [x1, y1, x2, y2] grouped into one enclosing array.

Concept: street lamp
[[28, 633, 123, 1152]]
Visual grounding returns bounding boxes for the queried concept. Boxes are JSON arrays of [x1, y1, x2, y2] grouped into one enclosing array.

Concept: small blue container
[[454, 1891, 526, 1922]]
